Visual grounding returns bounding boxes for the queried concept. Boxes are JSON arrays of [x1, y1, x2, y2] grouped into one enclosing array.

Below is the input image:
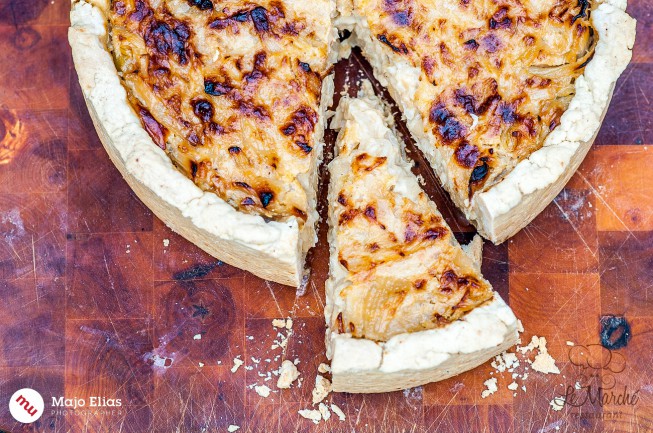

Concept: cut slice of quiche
[[326, 88, 519, 393], [338, 0, 636, 243], [69, 0, 338, 286]]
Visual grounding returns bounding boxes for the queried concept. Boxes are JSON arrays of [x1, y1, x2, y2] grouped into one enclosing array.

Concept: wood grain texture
[[0, 1, 652, 432]]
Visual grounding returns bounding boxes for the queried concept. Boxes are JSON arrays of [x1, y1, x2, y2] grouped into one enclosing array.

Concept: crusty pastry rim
[[342, 0, 637, 244], [68, 0, 336, 286]]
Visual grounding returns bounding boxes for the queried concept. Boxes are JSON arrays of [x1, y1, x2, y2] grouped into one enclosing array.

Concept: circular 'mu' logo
[[9, 388, 44, 424]]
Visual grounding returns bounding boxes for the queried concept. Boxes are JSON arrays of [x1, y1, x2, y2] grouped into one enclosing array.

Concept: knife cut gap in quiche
[[326, 88, 519, 393]]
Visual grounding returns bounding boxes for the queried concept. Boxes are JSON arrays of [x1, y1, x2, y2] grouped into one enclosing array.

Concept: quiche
[[69, 0, 635, 285], [326, 90, 518, 392], [69, 0, 338, 286], [338, 0, 636, 243]]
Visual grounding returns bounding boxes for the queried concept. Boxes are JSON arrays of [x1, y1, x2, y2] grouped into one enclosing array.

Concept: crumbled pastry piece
[[481, 378, 498, 398], [491, 352, 519, 373], [330, 403, 346, 421], [550, 397, 565, 411], [529, 337, 560, 374], [254, 385, 271, 398], [272, 319, 287, 328], [227, 425, 240, 432], [318, 403, 331, 421], [298, 409, 322, 424], [317, 363, 331, 374], [507, 382, 518, 391], [312, 375, 332, 404], [277, 360, 300, 389], [231, 356, 244, 373]]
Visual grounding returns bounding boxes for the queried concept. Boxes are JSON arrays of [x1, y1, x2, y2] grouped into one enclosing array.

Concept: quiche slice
[[326, 89, 519, 393], [338, 0, 636, 243], [69, 0, 338, 286]]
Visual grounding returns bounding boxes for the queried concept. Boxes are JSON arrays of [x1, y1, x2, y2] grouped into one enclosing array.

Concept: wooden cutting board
[[0, 1, 651, 432]]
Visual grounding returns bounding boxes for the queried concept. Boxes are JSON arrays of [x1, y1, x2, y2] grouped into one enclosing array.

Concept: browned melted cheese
[[108, 0, 333, 222], [355, 0, 594, 200], [331, 128, 493, 341]]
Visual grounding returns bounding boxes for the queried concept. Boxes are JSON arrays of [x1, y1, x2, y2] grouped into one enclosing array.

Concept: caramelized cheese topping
[[108, 0, 333, 222], [332, 130, 493, 341], [355, 0, 595, 200]]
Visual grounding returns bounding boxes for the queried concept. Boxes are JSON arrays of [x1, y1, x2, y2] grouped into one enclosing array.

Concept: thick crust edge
[[341, 0, 636, 244], [68, 0, 335, 286], [328, 295, 519, 393]]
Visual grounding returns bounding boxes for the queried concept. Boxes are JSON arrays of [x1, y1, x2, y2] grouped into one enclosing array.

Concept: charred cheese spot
[[377, 34, 408, 54], [192, 99, 214, 123], [188, 0, 212, 11], [489, 7, 512, 30], [204, 79, 232, 96], [455, 142, 479, 168], [138, 106, 167, 150], [352, 153, 387, 172]]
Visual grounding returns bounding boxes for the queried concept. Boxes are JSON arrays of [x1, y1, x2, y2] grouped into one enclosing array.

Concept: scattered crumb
[[272, 319, 286, 328], [481, 378, 498, 398], [227, 425, 240, 432], [193, 333, 202, 340], [519, 336, 560, 374], [312, 375, 332, 405], [231, 356, 244, 373], [318, 363, 331, 374], [286, 318, 293, 330], [507, 382, 518, 391], [198, 362, 204, 368], [566, 341, 575, 346], [254, 385, 271, 398], [492, 352, 519, 372], [331, 403, 346, 421], [298, 409, 322, 424], [163, 239, 170, 247], [550, 397, 565, 411], [318, 403, 331, 421], [277, 360, 300, 389]]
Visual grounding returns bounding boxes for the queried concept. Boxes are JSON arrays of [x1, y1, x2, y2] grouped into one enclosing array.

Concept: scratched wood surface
[[0, 1, 652, 432]]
